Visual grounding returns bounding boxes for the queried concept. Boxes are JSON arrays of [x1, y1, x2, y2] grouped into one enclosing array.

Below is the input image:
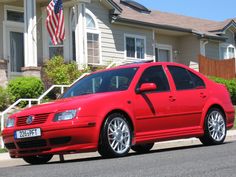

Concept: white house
[[0, 0, 235, 87]]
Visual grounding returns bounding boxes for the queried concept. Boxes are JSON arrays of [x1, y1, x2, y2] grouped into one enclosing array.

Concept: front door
[[9, 31, 24, 72], [134, 65, 173, 139]]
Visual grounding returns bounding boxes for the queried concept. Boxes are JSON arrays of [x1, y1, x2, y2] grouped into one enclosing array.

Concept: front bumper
[[2, 120, 98, 158]]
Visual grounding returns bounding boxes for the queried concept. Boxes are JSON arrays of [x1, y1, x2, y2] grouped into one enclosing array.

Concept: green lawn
[[0, 148, 7, 153]]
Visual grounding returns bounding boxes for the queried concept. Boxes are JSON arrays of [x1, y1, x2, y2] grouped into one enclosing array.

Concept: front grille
[[5, 143, 16, 150], [49, 137, 71, 146], [17, 113, 49, 126], [17, 139, 47, 149]]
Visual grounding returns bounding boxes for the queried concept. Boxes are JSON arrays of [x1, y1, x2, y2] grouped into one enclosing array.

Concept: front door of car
[[167, 65, 208, 129], [134, 66, 175, 136]]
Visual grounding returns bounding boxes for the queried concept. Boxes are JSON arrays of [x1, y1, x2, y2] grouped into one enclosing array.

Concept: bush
[[209, 76, 236, 105], [7, 77, 44, 102], [43, 56, 91, 86], [0, 87, 11, 111]]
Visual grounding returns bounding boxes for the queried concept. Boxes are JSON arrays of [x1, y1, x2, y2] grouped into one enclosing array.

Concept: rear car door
[[167, 65, 208, 129]]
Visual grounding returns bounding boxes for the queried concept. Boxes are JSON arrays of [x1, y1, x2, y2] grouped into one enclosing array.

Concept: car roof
[[109, 61, 188, 70], [91, 61, 196, 75]]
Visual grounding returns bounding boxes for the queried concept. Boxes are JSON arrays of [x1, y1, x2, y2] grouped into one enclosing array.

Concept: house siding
[[205, 41, 220, 59], [225, 29, 235, 45], [178, 35, 200, 65], [86, 2, 154, 64], [155, 34, 179, 61]]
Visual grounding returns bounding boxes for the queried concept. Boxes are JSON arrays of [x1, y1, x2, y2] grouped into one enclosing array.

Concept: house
[[0, 0, 235, 87]]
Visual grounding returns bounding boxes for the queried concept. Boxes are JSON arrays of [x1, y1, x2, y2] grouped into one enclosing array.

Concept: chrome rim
[[208, 111, 226, 142], [107, 117, 131, 154]]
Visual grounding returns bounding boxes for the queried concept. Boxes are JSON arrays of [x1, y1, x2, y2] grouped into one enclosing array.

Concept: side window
[[137, 66, 170, 92], [168, 66, 194, 90], [188, 71, 205, 88]]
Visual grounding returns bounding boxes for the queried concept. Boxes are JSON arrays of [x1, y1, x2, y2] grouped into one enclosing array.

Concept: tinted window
[[137, 66, 170, 92], [168, 66, 194, 90], [62, 67, 138, 98], [188, 71, 205, 88]]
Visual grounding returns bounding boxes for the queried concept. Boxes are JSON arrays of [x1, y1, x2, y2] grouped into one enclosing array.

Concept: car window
[[168, 66, 195, 90], [62, 67, 138, 98], [137, 66, 170, 92], [188, 71, 205, 88]]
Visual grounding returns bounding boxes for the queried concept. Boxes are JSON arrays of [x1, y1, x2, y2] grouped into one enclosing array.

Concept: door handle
[[200, 92, 207, 98], [169, 96, 176, 102]]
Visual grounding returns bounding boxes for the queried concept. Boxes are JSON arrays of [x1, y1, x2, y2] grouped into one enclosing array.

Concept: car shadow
[[17, 141, 234, 167]]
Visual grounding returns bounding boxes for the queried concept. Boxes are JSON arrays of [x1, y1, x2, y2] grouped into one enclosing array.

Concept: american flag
[[46, 0, 65, 45]]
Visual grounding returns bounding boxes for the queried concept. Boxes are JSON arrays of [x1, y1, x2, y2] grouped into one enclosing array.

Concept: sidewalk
[[0, 130, 236, 162]]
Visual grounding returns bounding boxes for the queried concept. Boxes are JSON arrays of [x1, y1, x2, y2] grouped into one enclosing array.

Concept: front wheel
[[98, 113, 132, 158], [23, 154, 53, 165], [199, 108, 226, 146]]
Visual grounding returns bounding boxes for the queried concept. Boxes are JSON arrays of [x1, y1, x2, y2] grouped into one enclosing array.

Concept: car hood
[[11, 92, 128, 117]]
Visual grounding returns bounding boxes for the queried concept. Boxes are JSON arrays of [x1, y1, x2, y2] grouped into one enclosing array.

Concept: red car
[[2, 62, 235, 164]]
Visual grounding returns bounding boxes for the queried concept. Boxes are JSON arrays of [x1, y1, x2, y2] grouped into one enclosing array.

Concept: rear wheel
[[131, 143, 154, 153], [23, 154, 53, 165], [200, 108, 226, 146], [98, 113, 132, 158]]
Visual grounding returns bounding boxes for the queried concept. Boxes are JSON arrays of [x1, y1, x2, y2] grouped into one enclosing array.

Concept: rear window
[[168, 66, 205, 90]]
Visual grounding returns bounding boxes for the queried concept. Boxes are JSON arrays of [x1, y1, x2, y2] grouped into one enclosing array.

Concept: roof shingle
[[112, 0, 235, 37]]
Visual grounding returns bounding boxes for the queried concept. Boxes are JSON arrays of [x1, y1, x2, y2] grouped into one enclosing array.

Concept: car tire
[[131, 143, 154, 153], [199, 108, 227, 146], [23, 154, 53, 165], [98, 113, 132, 158]]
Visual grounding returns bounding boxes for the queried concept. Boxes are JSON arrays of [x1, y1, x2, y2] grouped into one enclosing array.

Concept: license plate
[[14, 128, 41, 139]]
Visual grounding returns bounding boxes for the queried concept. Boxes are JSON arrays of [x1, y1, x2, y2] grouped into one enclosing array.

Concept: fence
[[199, 55, 236, 79]]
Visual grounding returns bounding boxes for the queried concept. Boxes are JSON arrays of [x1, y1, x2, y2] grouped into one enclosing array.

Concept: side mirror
[[136, 83, 157, 94]]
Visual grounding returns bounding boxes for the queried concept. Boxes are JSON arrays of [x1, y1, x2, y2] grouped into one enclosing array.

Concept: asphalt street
[[0, 138, 236, 177]]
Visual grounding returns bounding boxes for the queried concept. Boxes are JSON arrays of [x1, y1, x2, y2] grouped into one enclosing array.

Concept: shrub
[[43, 56, 91, 86], [0, 87, 11, 111], [7, 77, 44, 102], [209, 76, 236, 105]]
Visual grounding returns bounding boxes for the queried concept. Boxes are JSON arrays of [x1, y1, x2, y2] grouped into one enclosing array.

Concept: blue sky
[[135, 0, 236, 21]]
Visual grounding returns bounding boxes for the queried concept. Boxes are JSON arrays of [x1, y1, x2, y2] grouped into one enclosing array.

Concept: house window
[[220, 43, 236, 59], [125, 35, 145, 59], [86, 9, 100, 64], [87, 33, 99, 64], [49, 39, 64, 58], [155, 44, 173, 62], [7, 10, 24, 22]]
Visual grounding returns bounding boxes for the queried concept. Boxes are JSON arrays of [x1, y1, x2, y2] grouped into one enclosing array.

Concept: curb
[[0, 130, 236, 162]]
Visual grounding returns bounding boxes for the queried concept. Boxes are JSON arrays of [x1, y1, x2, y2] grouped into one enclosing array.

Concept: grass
[[0, 148, 7, 153]]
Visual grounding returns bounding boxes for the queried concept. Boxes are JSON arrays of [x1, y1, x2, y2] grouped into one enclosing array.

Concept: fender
[[200, 97, 226, 128]]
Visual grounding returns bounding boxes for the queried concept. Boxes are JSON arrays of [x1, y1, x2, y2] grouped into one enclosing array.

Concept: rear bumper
[[2, 121, 98, 158]]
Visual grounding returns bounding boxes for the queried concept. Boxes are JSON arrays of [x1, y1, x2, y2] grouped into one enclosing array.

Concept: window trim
[[124, 33, 146, 60], [85, 8, 101, 65], [167, 65, 205, 91], [219, 43, 236, 59], [136, 65, 171, 93], [4, 5, 24, 23], [155, 43, 173, 62]]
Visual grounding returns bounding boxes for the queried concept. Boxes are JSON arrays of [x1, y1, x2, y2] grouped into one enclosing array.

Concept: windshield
[[62, 67, 138, 98]]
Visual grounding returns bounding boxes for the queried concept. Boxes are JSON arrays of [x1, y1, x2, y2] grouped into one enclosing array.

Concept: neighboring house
[[0, 0, 236, 87]]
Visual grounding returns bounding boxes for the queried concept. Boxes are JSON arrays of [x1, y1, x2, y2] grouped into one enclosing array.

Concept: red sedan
[[2, 62, 235, 164]]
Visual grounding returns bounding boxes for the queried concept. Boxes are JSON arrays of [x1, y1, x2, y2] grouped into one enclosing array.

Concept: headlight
[[6, 118, 15, 128], [53, 110, 77, 122]]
